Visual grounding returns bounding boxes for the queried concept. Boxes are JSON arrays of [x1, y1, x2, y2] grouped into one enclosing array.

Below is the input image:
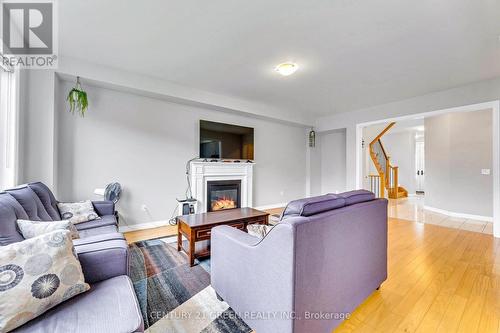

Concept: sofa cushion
[[28, 182, 61, 221], [17, 219, 79, 240], [336, 190, 375, 206], [74, 215, 117, 231], [247, 224, 275, 238], [6, 187, 52, 221], [281, 194, 346, 220], [0, 193, 26, 245], [12, 276, 143, 333], [77, 225, 119, 238], [0, 230, 90, 332], [57, 201, 100, 225]]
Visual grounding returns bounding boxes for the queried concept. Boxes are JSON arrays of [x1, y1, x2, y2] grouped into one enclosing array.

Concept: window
[[0, 57, 19, 190]]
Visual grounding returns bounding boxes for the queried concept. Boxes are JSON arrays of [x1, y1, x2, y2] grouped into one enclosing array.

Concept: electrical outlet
[[481, 169, 491, 175]]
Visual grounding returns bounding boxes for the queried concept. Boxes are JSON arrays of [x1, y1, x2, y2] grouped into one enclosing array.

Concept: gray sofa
[[211, 190, 388, 333], [0, 182, 143, 333]]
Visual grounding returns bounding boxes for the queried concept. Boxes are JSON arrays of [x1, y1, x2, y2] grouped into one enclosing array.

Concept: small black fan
[[104, 182, 122, 204]]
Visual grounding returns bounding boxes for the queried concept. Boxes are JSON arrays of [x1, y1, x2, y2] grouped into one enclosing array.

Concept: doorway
[[415, 141, 425, 194], [355, 100, 500, 238]]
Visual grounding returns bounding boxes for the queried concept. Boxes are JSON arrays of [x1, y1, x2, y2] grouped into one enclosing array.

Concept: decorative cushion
[[0, 230, 90, 332], [281, 194, 346, 220], [247, 224, 275, 238], [336, 190, 375, 206], [17, 220, 79, 240], [57, 201, 100, 225]]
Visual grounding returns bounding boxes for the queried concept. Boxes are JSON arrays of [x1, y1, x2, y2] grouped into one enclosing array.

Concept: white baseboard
[[424, 205, 493, 222], [119, 220, 170, 233], [254, 203, 287, 210]]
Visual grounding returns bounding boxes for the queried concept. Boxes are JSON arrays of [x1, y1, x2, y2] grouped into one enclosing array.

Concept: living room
[[1, 1, 500, 332]]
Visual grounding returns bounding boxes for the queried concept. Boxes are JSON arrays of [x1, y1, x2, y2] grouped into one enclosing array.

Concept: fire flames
[[211, 197, 237, 211]]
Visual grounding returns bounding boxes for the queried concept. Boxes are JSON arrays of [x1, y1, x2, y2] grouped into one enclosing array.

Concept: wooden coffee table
[[177, 207, 269, 266]]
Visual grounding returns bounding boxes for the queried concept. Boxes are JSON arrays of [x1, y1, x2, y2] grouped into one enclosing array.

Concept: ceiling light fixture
[[275, 62, 298, 76]]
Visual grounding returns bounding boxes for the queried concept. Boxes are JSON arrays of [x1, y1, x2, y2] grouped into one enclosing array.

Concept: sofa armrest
[[74, 238, 128, 284], [92, 200, 115, 216], [210, 224, 296, 333]]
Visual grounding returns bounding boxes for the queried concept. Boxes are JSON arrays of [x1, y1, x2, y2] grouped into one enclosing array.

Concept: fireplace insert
[[207, 180, 241, 212]]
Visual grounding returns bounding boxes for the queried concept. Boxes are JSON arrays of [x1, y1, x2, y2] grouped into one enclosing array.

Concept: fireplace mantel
[[189, 161, 254, 213]]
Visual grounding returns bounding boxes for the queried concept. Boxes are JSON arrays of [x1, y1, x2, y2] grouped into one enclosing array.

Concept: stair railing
[[368, 174, 385, 198], [387, 165, 398, 197], [368, 122, 396, 198]]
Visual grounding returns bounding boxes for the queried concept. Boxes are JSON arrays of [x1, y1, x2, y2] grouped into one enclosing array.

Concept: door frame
[[355, 100, 500, 238]]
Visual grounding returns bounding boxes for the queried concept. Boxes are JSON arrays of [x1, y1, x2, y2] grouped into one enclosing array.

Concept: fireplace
[[207, 180, 241, 212]]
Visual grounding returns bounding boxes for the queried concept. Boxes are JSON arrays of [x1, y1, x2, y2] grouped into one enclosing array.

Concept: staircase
[[368, 122, 408, 199]]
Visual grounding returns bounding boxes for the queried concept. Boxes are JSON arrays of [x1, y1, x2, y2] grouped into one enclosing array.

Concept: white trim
[[424, 205, 493, 223], [190, 161, 254, 213], [355, 100, 500, 238], [118, 220, 170, 233], [254, 203, 287, 210]]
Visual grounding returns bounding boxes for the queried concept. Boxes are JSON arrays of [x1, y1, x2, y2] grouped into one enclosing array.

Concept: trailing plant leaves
[[67, 87, 88, 117]]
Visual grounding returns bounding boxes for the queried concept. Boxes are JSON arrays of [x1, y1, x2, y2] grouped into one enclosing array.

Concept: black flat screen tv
[[199, 120, 254, 160]]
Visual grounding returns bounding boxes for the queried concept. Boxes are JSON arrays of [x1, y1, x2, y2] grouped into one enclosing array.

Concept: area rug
[[128, 237, 253, 333]]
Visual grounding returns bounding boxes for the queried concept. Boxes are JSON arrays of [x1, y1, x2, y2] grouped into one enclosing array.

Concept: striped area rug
[[128, 237, 253, 333]]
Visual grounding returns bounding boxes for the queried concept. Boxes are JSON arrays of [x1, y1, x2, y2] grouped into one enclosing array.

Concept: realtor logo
[[1, 0, 57, 68]]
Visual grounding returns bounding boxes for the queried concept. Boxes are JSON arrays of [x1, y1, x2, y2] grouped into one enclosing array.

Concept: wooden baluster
[[393, 166, 399, 197], [380, 173, 385, 198]]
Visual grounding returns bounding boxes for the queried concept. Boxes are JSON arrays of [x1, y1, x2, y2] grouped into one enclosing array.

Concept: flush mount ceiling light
[[275, 62, 298, 76]]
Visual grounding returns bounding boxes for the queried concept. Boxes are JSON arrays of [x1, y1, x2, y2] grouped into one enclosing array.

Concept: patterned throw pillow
[[0, 230, 90, 332], [247, 224, 275, 238], [57, 200, 100, 224], [17, 219, 80, 240]]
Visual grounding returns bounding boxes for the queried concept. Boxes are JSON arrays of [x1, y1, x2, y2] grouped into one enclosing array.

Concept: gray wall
[[425, 109, 493, 217], [56, 81, 307, 225], [18, 70, 56, 188], [309, 129, 347, 196], [381, 131, 418, 195]]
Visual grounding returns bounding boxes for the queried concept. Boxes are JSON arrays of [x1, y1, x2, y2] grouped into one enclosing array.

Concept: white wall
[[56, 80, 307, 226], [381, 131, 418, 194], [309, 129, 347, 196], [425, 110, 493, 217], [18, 70, 57, 188]]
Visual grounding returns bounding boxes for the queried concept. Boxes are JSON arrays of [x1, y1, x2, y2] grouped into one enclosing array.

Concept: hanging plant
[[67, 76, 88, 117]]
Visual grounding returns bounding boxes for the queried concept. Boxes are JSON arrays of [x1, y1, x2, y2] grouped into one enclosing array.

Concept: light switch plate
[[481, 169, 491, 175]]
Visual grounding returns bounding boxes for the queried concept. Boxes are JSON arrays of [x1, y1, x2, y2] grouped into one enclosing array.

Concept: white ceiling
[[59, 0, 500, 118]]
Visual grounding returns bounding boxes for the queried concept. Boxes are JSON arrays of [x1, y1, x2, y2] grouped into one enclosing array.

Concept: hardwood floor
[[124, 207, 500, 333], [335, 218, 500, 333], [123, 225, 177, 243]]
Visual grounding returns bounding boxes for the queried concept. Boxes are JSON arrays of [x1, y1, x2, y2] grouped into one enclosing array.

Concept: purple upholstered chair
[[211, 190, 387, 333]]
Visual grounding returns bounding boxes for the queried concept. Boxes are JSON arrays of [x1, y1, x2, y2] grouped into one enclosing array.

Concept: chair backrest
[[0, 193, 28, 245], [0, 182, 61, 246], [284, 198, 387, 333], [5, 186, 52, 221], [28, 182, 61, 220]]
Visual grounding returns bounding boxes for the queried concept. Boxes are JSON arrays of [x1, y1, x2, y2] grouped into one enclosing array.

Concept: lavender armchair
[[211, 191, 388, 333]]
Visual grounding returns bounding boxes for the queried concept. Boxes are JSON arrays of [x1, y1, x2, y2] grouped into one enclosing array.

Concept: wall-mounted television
[[199, 120, 254, 160]]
